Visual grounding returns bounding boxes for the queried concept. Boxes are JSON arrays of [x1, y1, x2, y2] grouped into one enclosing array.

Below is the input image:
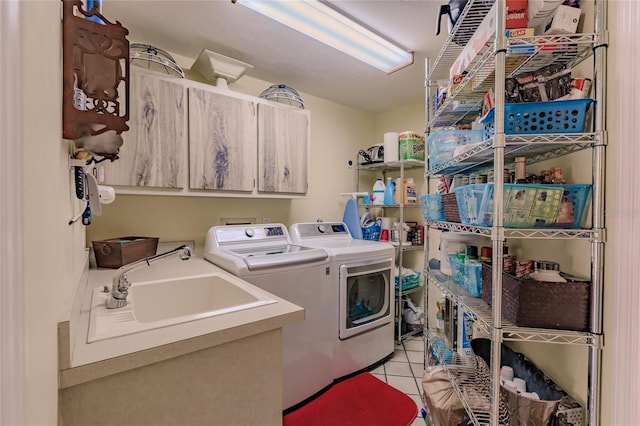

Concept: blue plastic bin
[[546, 184, 592, 229], [448, 254, 482, 297], [427, 129, 485, 168], [419, 194, 444, 221], [454, 183, 566, 228], [481, 99, 593, 138]]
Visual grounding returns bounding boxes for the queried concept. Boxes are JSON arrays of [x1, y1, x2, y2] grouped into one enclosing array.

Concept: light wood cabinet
[[257, 103, 309, 194], [188, 88, 255, 192], [97, 69, 310, 197], [101, 71, 187, 188]]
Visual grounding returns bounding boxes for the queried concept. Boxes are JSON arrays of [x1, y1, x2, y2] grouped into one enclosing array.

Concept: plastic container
[[547, 184, 592, 228], [454, 183, 566, 228], [372, 178, 385, 205], [419, 194, 444, 221], [395, 272, 422, 291], [384, 177, 395, 205], [404, 178, 417, 204], [394, 177, 404, 205], [426, 129, 485, 168], [481, 99, 593, 138], [362, 219, 381, 241], [529, 261, 566, 282], [448, 254, 483, 297]]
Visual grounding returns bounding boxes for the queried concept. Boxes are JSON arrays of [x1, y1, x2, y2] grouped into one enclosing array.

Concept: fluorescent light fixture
[[235, 0, 413, 74]]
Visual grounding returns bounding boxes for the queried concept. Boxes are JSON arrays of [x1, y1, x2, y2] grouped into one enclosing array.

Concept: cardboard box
[[537, 4, 581, 34], [506, 0, 528, 29], [528, 0, 564, 27]]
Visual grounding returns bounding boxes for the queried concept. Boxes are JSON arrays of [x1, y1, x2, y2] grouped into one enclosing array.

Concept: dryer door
[[339, 258, 393, 340]]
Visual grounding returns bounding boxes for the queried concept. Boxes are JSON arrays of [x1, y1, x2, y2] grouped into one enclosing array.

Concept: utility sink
[[88, 268, 277, 343]]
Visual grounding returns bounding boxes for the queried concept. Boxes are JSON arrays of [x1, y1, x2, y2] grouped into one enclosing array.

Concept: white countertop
[[59, 255, 304, 388]]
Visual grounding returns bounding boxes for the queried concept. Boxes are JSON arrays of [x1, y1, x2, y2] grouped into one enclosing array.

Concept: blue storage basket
[[419, 194, 444, 221], [454, 183, 566, 228], [427, 129, 485, 168], [546, 184, 592, 229], [448, 254, 482, 297], [362, 220, 381, 241], [481, 99, 593, 137], [453, 184, 493, 226]]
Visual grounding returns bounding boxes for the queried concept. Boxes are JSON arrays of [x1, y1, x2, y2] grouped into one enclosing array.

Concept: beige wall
[[21, 2, 89, 425]]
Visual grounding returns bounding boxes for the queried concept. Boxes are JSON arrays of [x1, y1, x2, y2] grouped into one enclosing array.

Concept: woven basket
[[481, 264, 591, 331], [442, 192, 461, 223]]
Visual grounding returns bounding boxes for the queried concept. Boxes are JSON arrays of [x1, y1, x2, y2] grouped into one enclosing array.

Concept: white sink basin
[[131, 275, 269, 322], [88, 271, 277, 343]]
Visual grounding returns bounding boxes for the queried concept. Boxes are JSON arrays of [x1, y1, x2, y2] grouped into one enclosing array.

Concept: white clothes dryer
[[289, 222, 395, 381], [204, 224, 334, 411]]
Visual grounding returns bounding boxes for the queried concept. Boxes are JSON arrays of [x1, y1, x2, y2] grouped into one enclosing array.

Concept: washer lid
[[230, 244, 328, 271]]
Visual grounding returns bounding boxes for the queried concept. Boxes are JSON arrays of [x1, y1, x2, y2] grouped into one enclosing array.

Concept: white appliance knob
[[245, 228, 255, 238], [318, 225, 326, 233]]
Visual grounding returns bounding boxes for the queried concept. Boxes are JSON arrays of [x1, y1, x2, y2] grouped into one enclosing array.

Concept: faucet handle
[[179, 245, 192, 260]]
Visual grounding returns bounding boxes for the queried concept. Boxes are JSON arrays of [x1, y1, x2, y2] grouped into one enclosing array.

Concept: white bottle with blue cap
[[372, 178, 385, 205]]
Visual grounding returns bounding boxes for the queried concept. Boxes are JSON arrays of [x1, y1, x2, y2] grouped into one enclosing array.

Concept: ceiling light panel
[[236, 0, 413, 73]]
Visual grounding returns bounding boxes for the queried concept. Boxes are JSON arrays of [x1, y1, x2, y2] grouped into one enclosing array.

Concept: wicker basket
[[481, 264, 591, 331], [442, 192, 461, 223], [92, 236, 159, 269]]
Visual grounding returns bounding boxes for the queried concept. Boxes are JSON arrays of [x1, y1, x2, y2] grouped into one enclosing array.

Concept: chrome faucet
[[106, 244, 192, 309]]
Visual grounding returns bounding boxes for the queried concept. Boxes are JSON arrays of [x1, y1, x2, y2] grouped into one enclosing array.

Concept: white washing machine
[[289, 222, 395, 381], [203, 224, 334, 411]]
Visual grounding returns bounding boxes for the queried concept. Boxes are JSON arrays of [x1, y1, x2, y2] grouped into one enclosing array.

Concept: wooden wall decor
[[62, 0, 129, 160]]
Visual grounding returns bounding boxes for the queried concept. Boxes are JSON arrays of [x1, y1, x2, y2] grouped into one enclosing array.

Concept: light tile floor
[[370, 334, 427, 426]]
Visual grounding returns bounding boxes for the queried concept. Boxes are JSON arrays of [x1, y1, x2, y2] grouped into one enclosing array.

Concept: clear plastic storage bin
[[448, 254, 482, 297], [427, 129, 485, 168]]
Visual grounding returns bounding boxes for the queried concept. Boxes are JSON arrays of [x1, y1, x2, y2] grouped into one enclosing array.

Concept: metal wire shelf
[[426, 271, 600, 346], [425, 133, 596, 176]]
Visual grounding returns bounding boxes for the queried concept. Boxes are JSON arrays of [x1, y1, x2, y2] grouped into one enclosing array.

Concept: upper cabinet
[[257, 103, 309, 194], [100, 71, 187, 188], [188, 88, 255, 192], [95, 68, 310, 198]]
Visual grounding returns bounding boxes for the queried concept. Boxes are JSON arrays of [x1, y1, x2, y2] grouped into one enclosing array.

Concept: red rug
[[283, 372, 419, 426]]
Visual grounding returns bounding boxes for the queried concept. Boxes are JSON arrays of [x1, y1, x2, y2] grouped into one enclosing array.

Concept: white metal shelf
[[425, 221, 595, 240], [426, 330, 586, 426], [423, 0, 607, 422], [427, 0, 598, 129], [425, 133, 597, 177], [356, 159, 426, 344], [426, 271, 600, 346]]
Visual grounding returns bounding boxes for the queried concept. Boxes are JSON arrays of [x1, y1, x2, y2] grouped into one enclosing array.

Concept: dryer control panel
[[290, 222, 349, 239]]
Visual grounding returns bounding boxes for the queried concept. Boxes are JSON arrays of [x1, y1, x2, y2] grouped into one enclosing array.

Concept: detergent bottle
[[372, 178, 385, 205], [384, 177, 395, 205]]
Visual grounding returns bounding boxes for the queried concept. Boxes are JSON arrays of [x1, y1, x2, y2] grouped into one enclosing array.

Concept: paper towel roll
[[383, 132, 399, 163]]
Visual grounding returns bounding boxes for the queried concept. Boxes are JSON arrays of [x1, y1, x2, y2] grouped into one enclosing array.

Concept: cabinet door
[[188, 88, 255, 192], [101, 71, 187, 188], [257, 104, 309, 194]]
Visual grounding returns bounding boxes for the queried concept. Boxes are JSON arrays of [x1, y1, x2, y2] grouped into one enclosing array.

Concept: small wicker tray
[[481, 264, 591, 331], [93, 236, 159, 269]]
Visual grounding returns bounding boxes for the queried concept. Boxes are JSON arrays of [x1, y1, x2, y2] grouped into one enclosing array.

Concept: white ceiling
[[103, 0, 449, 113]]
